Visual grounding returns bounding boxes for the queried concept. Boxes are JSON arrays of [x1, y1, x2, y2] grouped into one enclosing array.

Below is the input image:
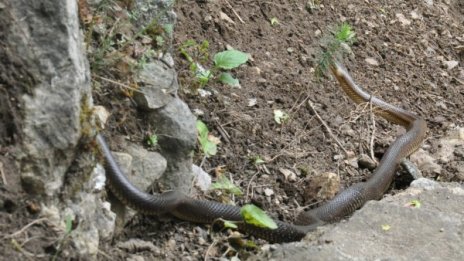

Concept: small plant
[[146, 133, 158, 147], [180, 40, 249, 89], [196, 120, 220, 157], [251, 155, 265, 165], [316, 23, 356, 77], [210, 175, 243, 196]]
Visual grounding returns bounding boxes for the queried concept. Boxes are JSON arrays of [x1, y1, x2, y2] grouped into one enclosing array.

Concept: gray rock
[[148, 98, 197, 193], [133, 61, 177, 110], [1, 0, 116, 258], [192, 164, 212, 192], [252, 180, 464, 261]]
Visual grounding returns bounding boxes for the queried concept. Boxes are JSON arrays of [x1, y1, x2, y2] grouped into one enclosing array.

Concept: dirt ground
[[1, 0, 463, 260]]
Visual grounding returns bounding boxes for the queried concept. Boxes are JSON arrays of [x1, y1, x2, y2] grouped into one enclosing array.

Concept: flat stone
[[251, 180, 464, 260]]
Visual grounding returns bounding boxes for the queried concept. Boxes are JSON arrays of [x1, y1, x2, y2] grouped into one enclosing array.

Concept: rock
[[410, 148, 442, 174], [443, 60, 459, 70], [357, 154, 377, 171], [251, 180, 464, 260], [2, 0, 116, 258], [147, 98, 197, 193], [304, 172, 340, 203], [365, 57, 379, 66], [117, 239, 160, 253], [396, 13, 411, 26], [192, 164, 212, 192], [133, 61, 177, 110]]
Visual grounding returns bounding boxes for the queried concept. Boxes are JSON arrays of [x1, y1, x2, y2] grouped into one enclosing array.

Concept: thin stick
[[204, 239, 218, 261], [5, 218, 48, 239], [224, 0, 245, 24], [307, 99, 349, 156], [368, 100, 377, 163], [0, 162, 7, 185], [93, 75, 144, 94]]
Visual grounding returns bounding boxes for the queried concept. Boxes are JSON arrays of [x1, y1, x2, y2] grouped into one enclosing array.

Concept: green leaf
[[407, 199, 421, 208], [65, 216, 73, 234], [273, 109, 289, 124], [223, 220, 238, 229], [210, 175, 243, 196], [214, 50, 249, 70], [240, 204, 277, 229], [251, 155, 265, 165], [381, 224, 391, 231], [196, 120, 217, 157], [219, 72, 240, 87]]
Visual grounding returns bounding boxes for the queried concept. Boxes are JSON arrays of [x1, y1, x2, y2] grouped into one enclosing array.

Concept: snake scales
[[96, 62, 427, 242]]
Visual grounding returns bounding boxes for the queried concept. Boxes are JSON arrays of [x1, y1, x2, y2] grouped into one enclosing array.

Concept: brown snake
[[96, 62, 427, 242]]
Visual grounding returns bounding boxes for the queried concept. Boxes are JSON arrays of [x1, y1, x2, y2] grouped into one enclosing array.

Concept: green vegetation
[[316, 23, 356, 77], [180, 40, 249, 89], [196, 120, 219, 157], [146, 133, 158, 147], [240, 204, 278, 229], [210, 175, 243, 196]]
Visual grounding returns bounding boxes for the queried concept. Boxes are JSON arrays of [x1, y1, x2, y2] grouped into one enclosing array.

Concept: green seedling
[[196, 120, 219, 157], [146, 134, 158, 147], [211, 175, 243, 196], [180, 40, 249, 88], [316, 22, 356, 77]]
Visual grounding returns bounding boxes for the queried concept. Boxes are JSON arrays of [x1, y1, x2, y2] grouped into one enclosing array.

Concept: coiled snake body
[[96, 62, 427, 242]]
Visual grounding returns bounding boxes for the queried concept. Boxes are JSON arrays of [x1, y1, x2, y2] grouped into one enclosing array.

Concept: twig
[[204, 239, 218, 261], [5, 218, 48, 239], [245, 171, 260, 202], [93, 75, 144, 94], [307, 99, 349, 156], [0, 162, 7, 185], [224, 0, 245, 24], [368, 100, 377, 163]]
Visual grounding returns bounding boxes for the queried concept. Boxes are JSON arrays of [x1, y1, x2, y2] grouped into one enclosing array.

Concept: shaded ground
[[1, 0, 463, 260]]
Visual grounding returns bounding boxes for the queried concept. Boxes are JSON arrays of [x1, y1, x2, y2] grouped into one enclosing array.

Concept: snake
[[96, 61, 427, 243]]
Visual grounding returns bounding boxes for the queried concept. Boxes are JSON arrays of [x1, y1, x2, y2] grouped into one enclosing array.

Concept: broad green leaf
[[240, 204, 277, 229], [273, 109, 289, 124], [214, 50, 249, 70], [219, 72, 240, 87], [196, 120, 209, 139], [210, 175, 243, 196]]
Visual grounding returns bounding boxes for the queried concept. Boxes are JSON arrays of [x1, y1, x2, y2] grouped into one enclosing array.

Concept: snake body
[[96, 62, 427, 242]]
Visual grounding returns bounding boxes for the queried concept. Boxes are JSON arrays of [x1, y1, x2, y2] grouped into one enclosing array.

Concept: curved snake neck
[[96, 62, 427, 243]]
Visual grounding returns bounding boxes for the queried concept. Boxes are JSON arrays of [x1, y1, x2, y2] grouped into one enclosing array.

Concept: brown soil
[[1, 0, 463, 260]]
